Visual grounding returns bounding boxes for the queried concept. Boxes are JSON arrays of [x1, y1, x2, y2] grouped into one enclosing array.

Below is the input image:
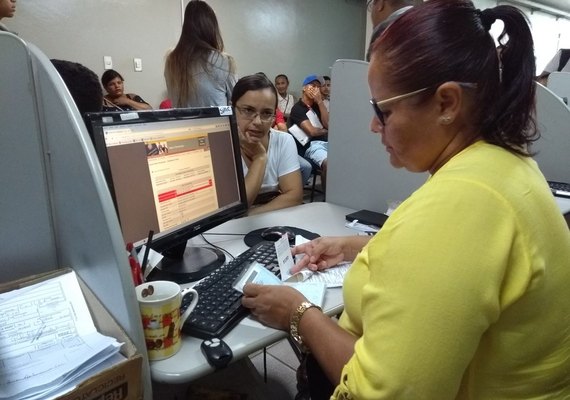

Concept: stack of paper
[[0, 271, 123, 400]]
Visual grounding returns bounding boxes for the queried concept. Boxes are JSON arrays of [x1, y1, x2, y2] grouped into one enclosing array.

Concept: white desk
[[556, 196, 570, 215], [150, 202, 358, 384]]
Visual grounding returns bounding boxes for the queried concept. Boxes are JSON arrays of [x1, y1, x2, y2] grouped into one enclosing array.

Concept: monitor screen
[[86, 107, 247, 282]]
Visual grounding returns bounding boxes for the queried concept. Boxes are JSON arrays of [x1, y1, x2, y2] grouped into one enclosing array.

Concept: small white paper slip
[[137, 245, 164, 280], [275, 234, 295, 281], [284, 282, 326, 307], [233, 262, 282, 293], [288, 124, 309, 146], [306, 109, 323, 129]]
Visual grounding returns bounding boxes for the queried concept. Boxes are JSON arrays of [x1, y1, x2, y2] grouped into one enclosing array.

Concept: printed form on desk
[[279, 235, 351, 288], [0, 271, 123, 400]]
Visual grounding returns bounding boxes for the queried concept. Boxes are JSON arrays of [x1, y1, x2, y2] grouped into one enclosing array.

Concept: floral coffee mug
[[135, 281, 198, 361]]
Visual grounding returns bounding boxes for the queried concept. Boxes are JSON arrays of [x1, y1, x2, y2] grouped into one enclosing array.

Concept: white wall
[[7, 0, 366, 108]]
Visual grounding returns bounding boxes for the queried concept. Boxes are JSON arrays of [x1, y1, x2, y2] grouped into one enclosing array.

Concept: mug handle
[[180, 287, 199, 326]]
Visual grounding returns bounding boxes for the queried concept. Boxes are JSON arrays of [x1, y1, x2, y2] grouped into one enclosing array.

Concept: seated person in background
[[232, 74, 303, 215], [275, 106, 313, 185], [258, 72, 311, 184], [273, 108, 287, 131], [0, 0, 16, 33], [275, 74, 295, 120], [320, 75, 331, 111], [51, 59, 103, 141], [288, 74, 329, 192], [101, 69, 152, 111], [537, 48, 570, 85], [242, 1, 570, 399]]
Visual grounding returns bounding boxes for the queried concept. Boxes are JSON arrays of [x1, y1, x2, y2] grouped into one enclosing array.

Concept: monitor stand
[[150, 242, 225, 283]]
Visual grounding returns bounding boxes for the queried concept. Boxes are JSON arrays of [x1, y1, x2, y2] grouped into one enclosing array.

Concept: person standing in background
[[0, 0, 16, 33], [275, 74, 295, 120], [366, 0, 416, 61], [164, 0, 236, 108]]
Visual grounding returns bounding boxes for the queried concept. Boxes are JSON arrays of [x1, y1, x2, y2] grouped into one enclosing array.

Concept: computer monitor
[[86, 107, 247, 282]]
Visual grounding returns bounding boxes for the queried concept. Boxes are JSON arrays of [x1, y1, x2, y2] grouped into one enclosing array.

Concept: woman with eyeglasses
[[241, 1, 570, 399], [232, 74, 303, 215]]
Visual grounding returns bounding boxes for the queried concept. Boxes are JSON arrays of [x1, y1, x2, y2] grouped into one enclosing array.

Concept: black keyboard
[[549, 181, 570, 198], [180, 241, 280, 339]]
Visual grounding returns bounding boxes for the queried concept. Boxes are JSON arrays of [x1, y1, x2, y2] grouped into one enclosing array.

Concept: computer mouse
[[260, 226, 296, 245], [201, 338, 233, 369]]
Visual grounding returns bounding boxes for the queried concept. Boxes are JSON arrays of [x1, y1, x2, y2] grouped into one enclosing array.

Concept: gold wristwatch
[[290, 301, 322, 352]]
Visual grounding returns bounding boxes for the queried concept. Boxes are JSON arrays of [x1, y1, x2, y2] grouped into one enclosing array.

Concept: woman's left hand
[[241, 284, 306, 330], [239, 130, 266, 161]]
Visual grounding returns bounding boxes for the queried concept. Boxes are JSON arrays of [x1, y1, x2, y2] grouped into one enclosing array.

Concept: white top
[[241, 129, 300, 193], [277, 93, 295, 116]]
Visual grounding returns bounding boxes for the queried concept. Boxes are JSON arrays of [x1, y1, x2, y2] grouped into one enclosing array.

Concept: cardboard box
[[0, 269, 143, 400]]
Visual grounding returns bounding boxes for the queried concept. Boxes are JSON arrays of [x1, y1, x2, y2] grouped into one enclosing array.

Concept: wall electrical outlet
[[134, 58, 142, 72], [103, 56, 113, 70]]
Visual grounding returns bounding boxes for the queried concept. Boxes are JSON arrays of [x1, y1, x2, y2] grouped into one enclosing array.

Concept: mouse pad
[[243, 226, 319, 247]]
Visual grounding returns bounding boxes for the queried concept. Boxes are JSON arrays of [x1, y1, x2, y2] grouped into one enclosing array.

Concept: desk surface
[[556, 196, 570, 214], [150, 202, 358, 384]]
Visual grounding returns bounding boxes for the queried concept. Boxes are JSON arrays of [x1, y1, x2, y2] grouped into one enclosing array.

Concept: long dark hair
[[231, 74, 278, 109], [165, 0, 234, 107], [372, 0, 538, 155]]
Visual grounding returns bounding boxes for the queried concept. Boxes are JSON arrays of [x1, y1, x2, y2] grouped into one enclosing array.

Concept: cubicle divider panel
[[326, 59, 425, 213], [0, 32, 152, 398], [534, 83, 570, 183], [547, 72, 570, 104], [0, 33, 58, 278]]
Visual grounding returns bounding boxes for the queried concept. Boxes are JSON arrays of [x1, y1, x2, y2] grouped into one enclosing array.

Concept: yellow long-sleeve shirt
[[333, 141, 570, 399]]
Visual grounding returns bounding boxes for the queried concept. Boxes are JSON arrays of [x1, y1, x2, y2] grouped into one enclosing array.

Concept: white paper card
[[306, 109, 323, 129], [233, 262, 282, 293], [275, 234, 294, 276], [288, 124, 309, 146]]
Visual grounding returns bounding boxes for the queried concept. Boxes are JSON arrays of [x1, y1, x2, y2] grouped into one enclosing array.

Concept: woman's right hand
[[239, 129, 266, 161], [290, 237, 348, 274]]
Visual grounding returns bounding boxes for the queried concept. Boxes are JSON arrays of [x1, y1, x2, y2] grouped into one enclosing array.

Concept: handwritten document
[[0, 271, 122, 400]]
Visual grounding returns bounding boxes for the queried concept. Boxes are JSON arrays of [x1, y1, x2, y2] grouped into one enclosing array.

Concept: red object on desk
[[129, 256, 143, 285]]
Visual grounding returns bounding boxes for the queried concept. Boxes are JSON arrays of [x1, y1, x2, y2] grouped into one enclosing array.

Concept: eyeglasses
[[370, 82, 477, 126], [370, 87, 430, 126], [235, 106, 275, 122]]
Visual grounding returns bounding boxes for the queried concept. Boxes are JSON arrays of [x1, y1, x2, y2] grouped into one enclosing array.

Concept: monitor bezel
[[86, 107, 248, 254]]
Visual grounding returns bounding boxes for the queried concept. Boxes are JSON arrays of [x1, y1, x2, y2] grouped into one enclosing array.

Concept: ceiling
[[538, 0, 570, 13]]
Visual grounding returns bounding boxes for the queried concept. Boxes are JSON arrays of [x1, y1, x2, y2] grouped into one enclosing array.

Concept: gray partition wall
[[0, 32, 152, 398], [533, 82, 570, 183], [326, 59, 426, 213]]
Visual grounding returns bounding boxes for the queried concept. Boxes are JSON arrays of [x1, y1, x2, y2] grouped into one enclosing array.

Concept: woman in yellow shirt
[[241, 1, 570, 399]]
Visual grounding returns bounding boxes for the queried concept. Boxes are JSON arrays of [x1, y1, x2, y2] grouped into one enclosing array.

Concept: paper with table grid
[[0, 271, 123, 400]]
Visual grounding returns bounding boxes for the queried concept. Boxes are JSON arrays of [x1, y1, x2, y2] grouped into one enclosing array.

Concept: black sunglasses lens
[[370, 100, 385, 125]]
